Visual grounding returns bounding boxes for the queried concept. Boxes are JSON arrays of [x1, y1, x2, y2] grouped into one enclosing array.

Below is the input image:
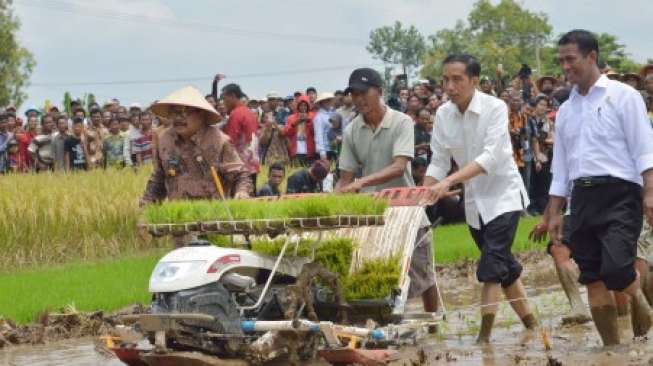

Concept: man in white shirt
[[313, 93, 336, 161], [542, 30, 653, 346], [421, 54, 535, 344]]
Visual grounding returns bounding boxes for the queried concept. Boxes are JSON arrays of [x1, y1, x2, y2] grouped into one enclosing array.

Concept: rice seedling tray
[[145, 214, 386, 236]]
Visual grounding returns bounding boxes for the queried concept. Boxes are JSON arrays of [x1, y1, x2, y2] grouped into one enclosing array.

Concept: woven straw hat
[[315, 92, 335, 104], [151, 86, 221, 123]]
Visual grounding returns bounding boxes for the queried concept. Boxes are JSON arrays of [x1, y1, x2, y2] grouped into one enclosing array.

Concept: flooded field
[[3, 251, 653, 366]]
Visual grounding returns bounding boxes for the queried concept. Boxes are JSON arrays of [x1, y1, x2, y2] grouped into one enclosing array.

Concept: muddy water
[[4, 251, 653, 365], [0, 338, 124, 365]]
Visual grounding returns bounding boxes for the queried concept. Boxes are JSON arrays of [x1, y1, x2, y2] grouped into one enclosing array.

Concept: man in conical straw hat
[[141, 85, 252, 209]]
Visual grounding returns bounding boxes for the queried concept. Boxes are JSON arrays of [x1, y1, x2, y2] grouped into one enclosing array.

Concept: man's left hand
[[644, 188, 653, 226], [337, 180, 364, 193], [419, 179, 452, 206]]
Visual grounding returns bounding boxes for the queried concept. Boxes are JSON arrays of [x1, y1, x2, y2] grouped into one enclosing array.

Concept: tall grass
[[0, 168, 170, 269]]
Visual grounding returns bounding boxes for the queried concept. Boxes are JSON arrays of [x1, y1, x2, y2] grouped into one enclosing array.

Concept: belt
[[573, 176, 624, 188]]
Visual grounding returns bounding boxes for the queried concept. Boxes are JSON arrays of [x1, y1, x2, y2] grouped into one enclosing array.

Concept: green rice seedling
[[143, 194, 389, 225], [343, 256, 401, 300]]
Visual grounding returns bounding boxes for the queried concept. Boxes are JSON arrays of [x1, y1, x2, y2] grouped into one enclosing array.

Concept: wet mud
[[3, 251, 653, 365]]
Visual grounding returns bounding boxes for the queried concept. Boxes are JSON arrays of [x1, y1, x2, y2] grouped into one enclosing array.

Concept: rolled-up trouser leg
[[408, 227, 437, 299], [469, 211, 523, 288]]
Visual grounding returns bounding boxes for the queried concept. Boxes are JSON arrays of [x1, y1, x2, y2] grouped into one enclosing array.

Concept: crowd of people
[[1, 63, 653, 213]]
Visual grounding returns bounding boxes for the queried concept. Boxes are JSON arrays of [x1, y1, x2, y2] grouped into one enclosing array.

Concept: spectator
[[257, 162, 285, 197], [7, 138, 24, 173], [102, 110, 113, 129], [623, 73, 642, 90], [529, 96, 554, 213], [480, 76, 495, 95], [87, 108, 108, 169], [331, 90, 342, 108], [16, 116, 39, 170], [414, 109, 433, 163], [336, 90, 356, 129], [134, 113, 154, 165], [641, 74, 653, 102], [286, 159, 329, 194], [64, 117, 89, 172], [222, 83, 260, 186], [0, 113, 11, 174], [52, 115, 68, 171], [284, 95, 315, 167], [508, 92, 526, 173], [426, 94, 442, 114], [306, 86, 317, 105], [6, 113, 17, 134], [28, 114, 56, 172], [313, 93, 337, 161], [411, 156, 428, 186], [267, 92, 289, 126], [259, 110, 289, 166], [536, 76, 558, 98], [103, 117, 132, 169], [405, 95, 422, 122], [327, 113, 343, 158]]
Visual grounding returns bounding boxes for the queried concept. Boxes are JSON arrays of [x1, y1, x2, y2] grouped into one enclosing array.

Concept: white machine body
[[149, 245, 310, 293]]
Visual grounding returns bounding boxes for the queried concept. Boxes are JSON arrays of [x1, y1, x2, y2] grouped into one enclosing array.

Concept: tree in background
[[367, 21, 426, 76], [0, 0, 35, 108], [595, 33, 640, 73], [422, 0, 551, 79], [419, 0, 644, 80], [63, 92, 72, 116]]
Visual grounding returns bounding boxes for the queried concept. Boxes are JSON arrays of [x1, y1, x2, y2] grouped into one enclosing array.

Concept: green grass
[[433, 216, 541, 264], [0, 217, 542, 324], [0, 250, 166, 324]]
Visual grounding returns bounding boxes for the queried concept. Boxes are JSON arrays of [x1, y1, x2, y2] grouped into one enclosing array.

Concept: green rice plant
[[143, 194, 389, 225], [223, 237, 355, 278], [343, 256, 401, 300]]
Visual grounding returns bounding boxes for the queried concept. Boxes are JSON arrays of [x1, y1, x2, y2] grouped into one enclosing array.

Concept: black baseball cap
[[345, 68, 383, 94]]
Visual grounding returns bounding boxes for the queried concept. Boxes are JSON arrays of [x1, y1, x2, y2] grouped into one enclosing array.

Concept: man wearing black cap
[[335, 67, 440, 318]]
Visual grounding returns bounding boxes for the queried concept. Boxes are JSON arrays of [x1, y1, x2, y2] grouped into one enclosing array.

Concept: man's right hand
[[529, 219, 548, 243], [546, 213, 563, 246]]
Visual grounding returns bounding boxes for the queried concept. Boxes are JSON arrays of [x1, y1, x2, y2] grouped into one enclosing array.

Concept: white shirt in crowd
[[549, 75, 653, 197], [426, 90, 528, 229]]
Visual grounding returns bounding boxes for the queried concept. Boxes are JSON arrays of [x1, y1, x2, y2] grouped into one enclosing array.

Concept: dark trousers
[[469, 211, 523, 288], [569, 179, 642, 291], [530, 162, 551, 214]]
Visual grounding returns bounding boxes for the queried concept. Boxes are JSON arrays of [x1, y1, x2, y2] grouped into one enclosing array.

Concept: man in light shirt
[[336, 67, 440, 322], [542, 30, 653, 346], [421, 54, 536, 344]]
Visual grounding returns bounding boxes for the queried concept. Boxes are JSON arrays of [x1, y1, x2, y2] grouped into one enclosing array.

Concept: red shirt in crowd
[[16, 131, 36, 169], [283, 96, 316, 157], [224, 102, 260, 174]]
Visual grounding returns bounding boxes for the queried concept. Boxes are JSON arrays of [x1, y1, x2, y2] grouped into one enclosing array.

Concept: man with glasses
[[141, 85, 252, 211]]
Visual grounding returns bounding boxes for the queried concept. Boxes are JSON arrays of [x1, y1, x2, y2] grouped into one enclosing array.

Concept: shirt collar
[[361, 105, 392, 130], [570, 74, 609, 101], [467, 90, 483, 114], [452, 90, 482, 116]]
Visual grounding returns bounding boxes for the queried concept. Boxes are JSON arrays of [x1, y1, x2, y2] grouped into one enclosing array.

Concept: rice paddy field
[[0, 168, 542, 324]]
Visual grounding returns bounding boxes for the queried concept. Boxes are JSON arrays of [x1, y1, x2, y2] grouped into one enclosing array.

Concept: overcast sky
[[14, 0, 653, 113]]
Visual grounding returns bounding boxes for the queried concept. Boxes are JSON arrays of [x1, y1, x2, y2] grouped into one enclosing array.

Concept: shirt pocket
[[591, 107, 619, 144]]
